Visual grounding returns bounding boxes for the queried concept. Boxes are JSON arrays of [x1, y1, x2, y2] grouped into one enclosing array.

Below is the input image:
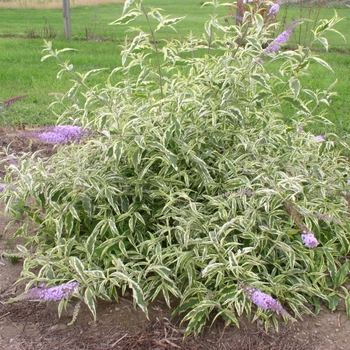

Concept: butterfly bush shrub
[[2, 0, 350, 336]]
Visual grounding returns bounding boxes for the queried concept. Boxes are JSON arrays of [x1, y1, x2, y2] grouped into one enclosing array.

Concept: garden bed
[[0, 128, 349, 350]]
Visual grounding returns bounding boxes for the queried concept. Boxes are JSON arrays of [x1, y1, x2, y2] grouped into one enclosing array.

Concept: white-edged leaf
[[146, 265, 173, 283], [16, 245, 29, 254], [110, 271, 148, 317], [109, 11, 141, 25], [57, 48, 77, 55], [84, 287, 97, 320], [85, 227, 99, 259], [251, 74, 270, 90], [70, 256, 86, 281], [310, 56, 333, 72], [69, 205, 81, 221], [289, 78, 300, 98], [129, 280, 148, 317], [123, 0, 135, 14], [317, 36, 328, 51]]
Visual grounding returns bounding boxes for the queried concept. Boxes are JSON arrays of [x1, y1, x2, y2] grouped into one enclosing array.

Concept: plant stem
[[139, 0, 164, 99]]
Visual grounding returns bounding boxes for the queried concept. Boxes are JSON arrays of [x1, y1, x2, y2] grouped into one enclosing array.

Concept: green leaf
[[324, 249, 337, 282], [56, 218, 63, 240], [149, 141, 178, 171], [85, 226, 100, 259], [65, 213, 74, 235], [105, 188, 120, 214], [310, 56, 333, 72], [81, 195, 92, 215], [134, 211, 145, 226], [162, 17, 186, 27], [110, 271, 148, 317], [70, 257, 86, 281], [217, 308, 239, 327], [289, 78, 300, 98], [282, 96, 310, 113], [119, 241, 128, 257], [156, 16, 186, 32], [108, 218, 120, 236], [312, 297, 322, 314], [84, 287, 97, 321], [64, 238, 76, 258], [174, 297, 201, 316], [112, 141, 123, 165], [344, 291, 350, 319], [57, 298, 66, 319], [182, 300, 219, 337], [334, 261, 350, 288], [69, 205, 81, 222], [134, 135, 146, 150], [122, 0, 135, 14], [67, 301, 82, 326], [317, 37, 328, 51], [128, 215, 136, 232], [16, 245, 28, 254], [109, 11, 141, 25], [318, 140, 327, 156], [146, 265, 173, 283], [251, 75, 270, 90], [327, 295, 339, 311], [131, 148, 143, 170]]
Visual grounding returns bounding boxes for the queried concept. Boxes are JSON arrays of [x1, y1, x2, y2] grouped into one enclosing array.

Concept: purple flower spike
[[0, 184, 8, 192], [267, 3, 280, 18], [36, 125, 86, 144], [301, 231, 319, 248], [265, 23, 297, 54], [39, 131, 67, 144], [18, 281, 79, 302], [246, 286, 288, 315], [314, 135, 326, 142], [0, 184, 15, 192]]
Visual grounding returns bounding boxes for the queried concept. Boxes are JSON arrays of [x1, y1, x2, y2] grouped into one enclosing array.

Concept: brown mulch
[[0, 300, 318, 350]]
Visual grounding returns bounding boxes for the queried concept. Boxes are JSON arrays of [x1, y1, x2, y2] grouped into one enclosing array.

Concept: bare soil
[[1, 127, 350, 350]]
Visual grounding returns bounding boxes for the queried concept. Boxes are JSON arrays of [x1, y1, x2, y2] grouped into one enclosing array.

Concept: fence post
[[63, 0, 71, 40]]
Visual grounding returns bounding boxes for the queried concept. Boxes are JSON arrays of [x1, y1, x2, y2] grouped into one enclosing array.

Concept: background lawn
[[0, 0, 349, 140]]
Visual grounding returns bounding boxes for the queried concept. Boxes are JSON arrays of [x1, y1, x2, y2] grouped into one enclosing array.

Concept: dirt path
[[1, 127, 350, 350]]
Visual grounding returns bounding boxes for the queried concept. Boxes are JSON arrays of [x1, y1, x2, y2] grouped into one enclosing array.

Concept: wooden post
[[63, 0, 71, 40]]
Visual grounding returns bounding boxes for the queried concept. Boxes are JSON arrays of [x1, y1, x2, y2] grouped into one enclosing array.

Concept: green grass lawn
[[0, 1, 227, 126], [0, 1, 349, 139], [0, 38, 122, 125], [0, 1, 227, 40], [277, 3, 350, 50]]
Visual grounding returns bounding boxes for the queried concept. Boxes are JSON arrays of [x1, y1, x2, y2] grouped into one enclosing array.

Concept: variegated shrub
[[2, 0, 350, 336]]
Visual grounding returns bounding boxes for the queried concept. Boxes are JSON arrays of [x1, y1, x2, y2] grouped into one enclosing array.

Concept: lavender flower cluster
[[267, 3, 280, 18], [0, 183, 15, 192], [314, 135, 326, 142], [18, 281, 79, 302], [34, 125, 86, 144], [301, 230, 319, 248], [244, 285, 288, 315], [0, 184, 8, 192], [265, 23, 297, 54]]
